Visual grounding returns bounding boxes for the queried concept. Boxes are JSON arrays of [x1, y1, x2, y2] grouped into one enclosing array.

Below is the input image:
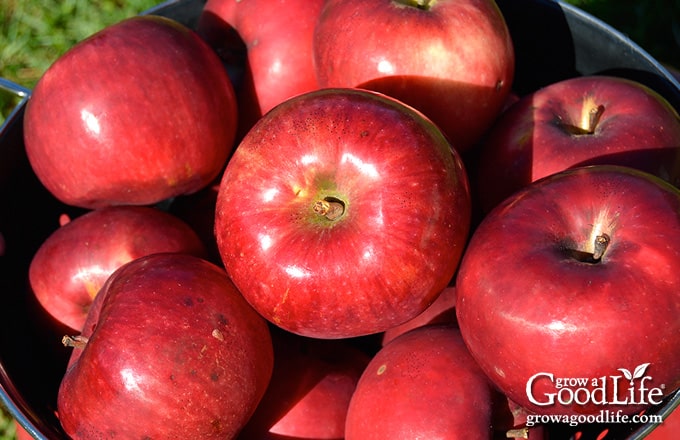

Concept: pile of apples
[[17, 0, 680, 438]]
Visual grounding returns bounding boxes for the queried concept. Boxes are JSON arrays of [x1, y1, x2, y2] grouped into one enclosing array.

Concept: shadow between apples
[[496, 0, 579, 95], [196, 10, 263, 144]]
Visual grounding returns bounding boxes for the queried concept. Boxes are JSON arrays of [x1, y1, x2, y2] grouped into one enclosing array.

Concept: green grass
[[0, 415, 17, 440], [0, 0, 678, 437]]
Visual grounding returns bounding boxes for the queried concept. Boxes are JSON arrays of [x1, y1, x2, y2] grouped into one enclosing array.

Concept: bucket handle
[[0, 77, 31, 131]]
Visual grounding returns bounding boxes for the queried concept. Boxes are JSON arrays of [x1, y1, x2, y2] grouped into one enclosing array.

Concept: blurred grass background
[[0, 0, 678, 438]]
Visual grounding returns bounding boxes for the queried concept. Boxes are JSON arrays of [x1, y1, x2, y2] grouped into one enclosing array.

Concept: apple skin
[[456, 165, 680, 417], [198, 0, 323, 120], [23, 15, 238, 209], [57, 253, 274, 439], [381, 285, 457, 346], [345, 325, 494, 439], [313, 0, 515, 152], [645, 403, 680, 440], [238, 328, 370, 439], [476, 75, 680, 212], [29, 205, 207, 333], [214, 88, 471, 339], [12, 421, 35, 440]]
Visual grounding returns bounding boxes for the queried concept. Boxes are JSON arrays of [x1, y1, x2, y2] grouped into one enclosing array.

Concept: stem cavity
[[394, 0, 436, 11], [313, 197, 346, 221], [560, 96, 605, 135]]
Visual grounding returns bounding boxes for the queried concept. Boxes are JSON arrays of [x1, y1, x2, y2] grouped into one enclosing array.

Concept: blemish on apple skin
[[212, 328, 225, 341], [199, 345, 209, 358], [59, 213, 71, 226], [272, 287, 290, 324], [211, 418, 223, 434], [217, 313, 229, 326], [377, 364, 387, 375]]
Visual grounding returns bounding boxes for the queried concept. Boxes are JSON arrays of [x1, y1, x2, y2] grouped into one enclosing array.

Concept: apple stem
[[563, 233, 611, 263], [592, 233, 610, 261], [395, 0, 435, 10], [313, 198, 345, 221], [583, 103, 605, 134], [62, 335, 89, 349], [506, 427, 529, 439]]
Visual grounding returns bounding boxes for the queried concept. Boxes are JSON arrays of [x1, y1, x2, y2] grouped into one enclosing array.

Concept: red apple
[[238, 329, 371, 439], [645, 403, 680, 440], [57, 253, 274, 439], [29, 205, 207, 332], [12, 420, 36, 440], [345, 325, 494, 439], [476, 75, 680, 212], [381, 285, 457, 346], [214, 88, 471, 339], [456, 165, 680, 417], [313, 0, 515, 152], [198, 0, 323, 118], [23, 15, 238, 209]]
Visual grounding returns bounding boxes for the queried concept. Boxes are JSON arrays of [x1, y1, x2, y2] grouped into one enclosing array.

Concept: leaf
[[618, 368, 633, 381], [633, 363, 651, 380]]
